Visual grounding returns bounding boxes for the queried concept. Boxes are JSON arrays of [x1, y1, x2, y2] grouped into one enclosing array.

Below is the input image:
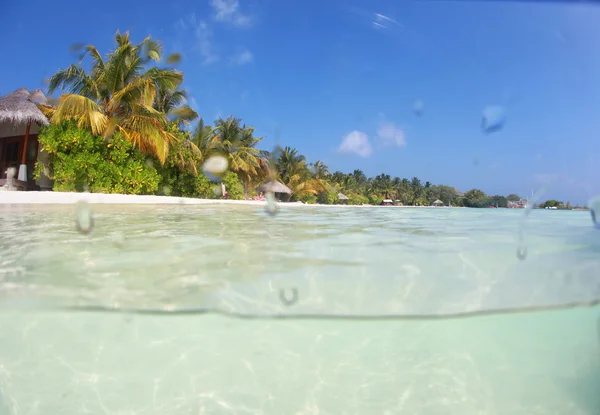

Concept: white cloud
[[195, 21, 219, 65], [173, 1, 254, 66], [210, 0, 253, 27], [231, 49, 253, 65], [338, 131, 372, 157], [189, 96, 199, 111], [372, 12, 401, 30], [174, 14, 218, 65], [377, 122, 406, 147]]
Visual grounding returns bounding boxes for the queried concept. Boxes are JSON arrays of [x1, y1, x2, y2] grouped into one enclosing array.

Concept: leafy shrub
[[35, 122, 160, 194], [368, 194, 383, 205], [317, 190, 338, 205], [348, 193, 369, 205], [222, 171, 244, 200], [299, 193, 317, 204]]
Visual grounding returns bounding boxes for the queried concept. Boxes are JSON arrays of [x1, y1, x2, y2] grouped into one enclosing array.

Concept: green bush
[[348, 193, 369, 205], [35, 122, 160, 194], [317, 191, 338, 205], [368, 194, 383, 205], [414, 197, 429, 206], [222, 172, 244, 200], [299, 193, 317, 204], [153, 127, 203, 197]]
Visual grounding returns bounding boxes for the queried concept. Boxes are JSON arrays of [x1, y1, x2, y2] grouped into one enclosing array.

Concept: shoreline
[[1, 192, 586, 211], [0, 191, 458, 208]]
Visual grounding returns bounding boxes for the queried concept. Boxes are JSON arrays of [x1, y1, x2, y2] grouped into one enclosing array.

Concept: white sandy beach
[[0, 191, 448, 207]]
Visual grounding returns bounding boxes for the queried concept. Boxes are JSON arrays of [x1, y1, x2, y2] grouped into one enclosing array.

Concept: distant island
[[0, 31, 588, 210]]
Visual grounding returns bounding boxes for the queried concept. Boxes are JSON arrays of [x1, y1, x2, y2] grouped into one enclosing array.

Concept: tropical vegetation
[[32, 30, 585, 209]]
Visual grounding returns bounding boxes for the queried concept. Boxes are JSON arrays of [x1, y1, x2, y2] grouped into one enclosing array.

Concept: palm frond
[[51, 94, 108, 136], [168, 106, 198, 124]]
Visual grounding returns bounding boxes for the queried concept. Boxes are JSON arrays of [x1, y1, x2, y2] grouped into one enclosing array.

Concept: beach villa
[[0, 88, 53, 190]]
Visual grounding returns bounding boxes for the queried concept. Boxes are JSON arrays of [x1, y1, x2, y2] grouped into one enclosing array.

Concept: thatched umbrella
[[432, 199, 444, 206], [256, 180, 292, 195], [0, 88, 49, 128], [0, 88, 50, 182]]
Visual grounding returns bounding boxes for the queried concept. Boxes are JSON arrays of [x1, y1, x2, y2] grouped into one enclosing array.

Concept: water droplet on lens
[[589, 196, 600, 229], [75, 200, 93, 234], [413, 99, 424, 116], [162, 186, 172, 196], [111, 231, 125, 248], [265, 192, 278, 216], [516, 245, 527, 261], [145, 159, 154, 169], [481, 105, 506, 134], [202, 155, 228, 175], [279, 287, 298, 306]]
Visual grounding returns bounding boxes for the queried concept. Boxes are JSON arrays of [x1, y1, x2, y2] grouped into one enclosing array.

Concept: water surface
[[0, 204, 598, 414]]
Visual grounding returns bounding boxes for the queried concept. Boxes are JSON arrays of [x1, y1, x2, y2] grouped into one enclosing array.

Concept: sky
[[1, 0, 599, 204]]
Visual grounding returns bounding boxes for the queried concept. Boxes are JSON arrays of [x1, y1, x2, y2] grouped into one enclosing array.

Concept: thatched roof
[[257, 180, 292, 194], [337, 193, 349, 200], [432, 199, 444, 205], [0, 88, 49, 127]]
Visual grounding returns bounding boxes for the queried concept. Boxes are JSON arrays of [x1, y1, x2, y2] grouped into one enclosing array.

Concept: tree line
[[33, 31, 584, 208]]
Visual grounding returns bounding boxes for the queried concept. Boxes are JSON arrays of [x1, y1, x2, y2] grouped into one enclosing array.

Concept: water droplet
[[202, 155, 228, 175], [145, 159, 155, 169], [589, 196, 600, 229], [413, 99, 424, 116], [162, 186, 172, 196], [111, 232, 125, 248], [516, 245, 527, 261], [279, 288, 298, 306], [481, 105, 506, 134], [75, 200, 93, 234], [265, 192, 278, 216]]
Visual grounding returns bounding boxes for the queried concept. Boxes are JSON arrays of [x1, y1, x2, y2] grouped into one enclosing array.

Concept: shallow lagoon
[[0, 204, 598, 414]]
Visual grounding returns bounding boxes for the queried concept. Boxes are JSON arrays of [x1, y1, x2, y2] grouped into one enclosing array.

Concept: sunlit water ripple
[[0, 204, 598, 316], [0, 204, 599, 415]]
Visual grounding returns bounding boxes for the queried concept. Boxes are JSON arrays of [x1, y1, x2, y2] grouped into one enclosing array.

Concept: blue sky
[[1, 0, 599, 204]]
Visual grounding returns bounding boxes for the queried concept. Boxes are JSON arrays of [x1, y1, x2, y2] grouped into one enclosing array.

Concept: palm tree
[[275, 146, 306, 184], [190, 117, 216, 161], [373, 174, 394, 200], [41, 31, 186, 164], [153, 86, 198, 128], [211, 116, 267, 194], [410, 176, 423, 204], [274, 147, 327, 200], [310, 160, 330, 179]]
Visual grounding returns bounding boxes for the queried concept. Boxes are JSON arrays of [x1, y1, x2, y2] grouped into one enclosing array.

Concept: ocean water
[[0, 204, 599, 414]]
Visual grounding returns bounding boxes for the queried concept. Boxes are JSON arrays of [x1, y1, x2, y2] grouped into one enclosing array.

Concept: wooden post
[[21, 120, 31, 165]]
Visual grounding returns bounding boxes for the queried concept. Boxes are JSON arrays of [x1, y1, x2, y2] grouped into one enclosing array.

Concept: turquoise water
[[0, 204, 599, 414]]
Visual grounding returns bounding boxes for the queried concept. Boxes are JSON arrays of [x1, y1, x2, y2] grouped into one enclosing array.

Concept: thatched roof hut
[[432, 199, 444, 206], [0, 88, 51, 187], [256, 180, 292, 194], [0, 88, 49, 129], [337, 193, 349, 200]]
